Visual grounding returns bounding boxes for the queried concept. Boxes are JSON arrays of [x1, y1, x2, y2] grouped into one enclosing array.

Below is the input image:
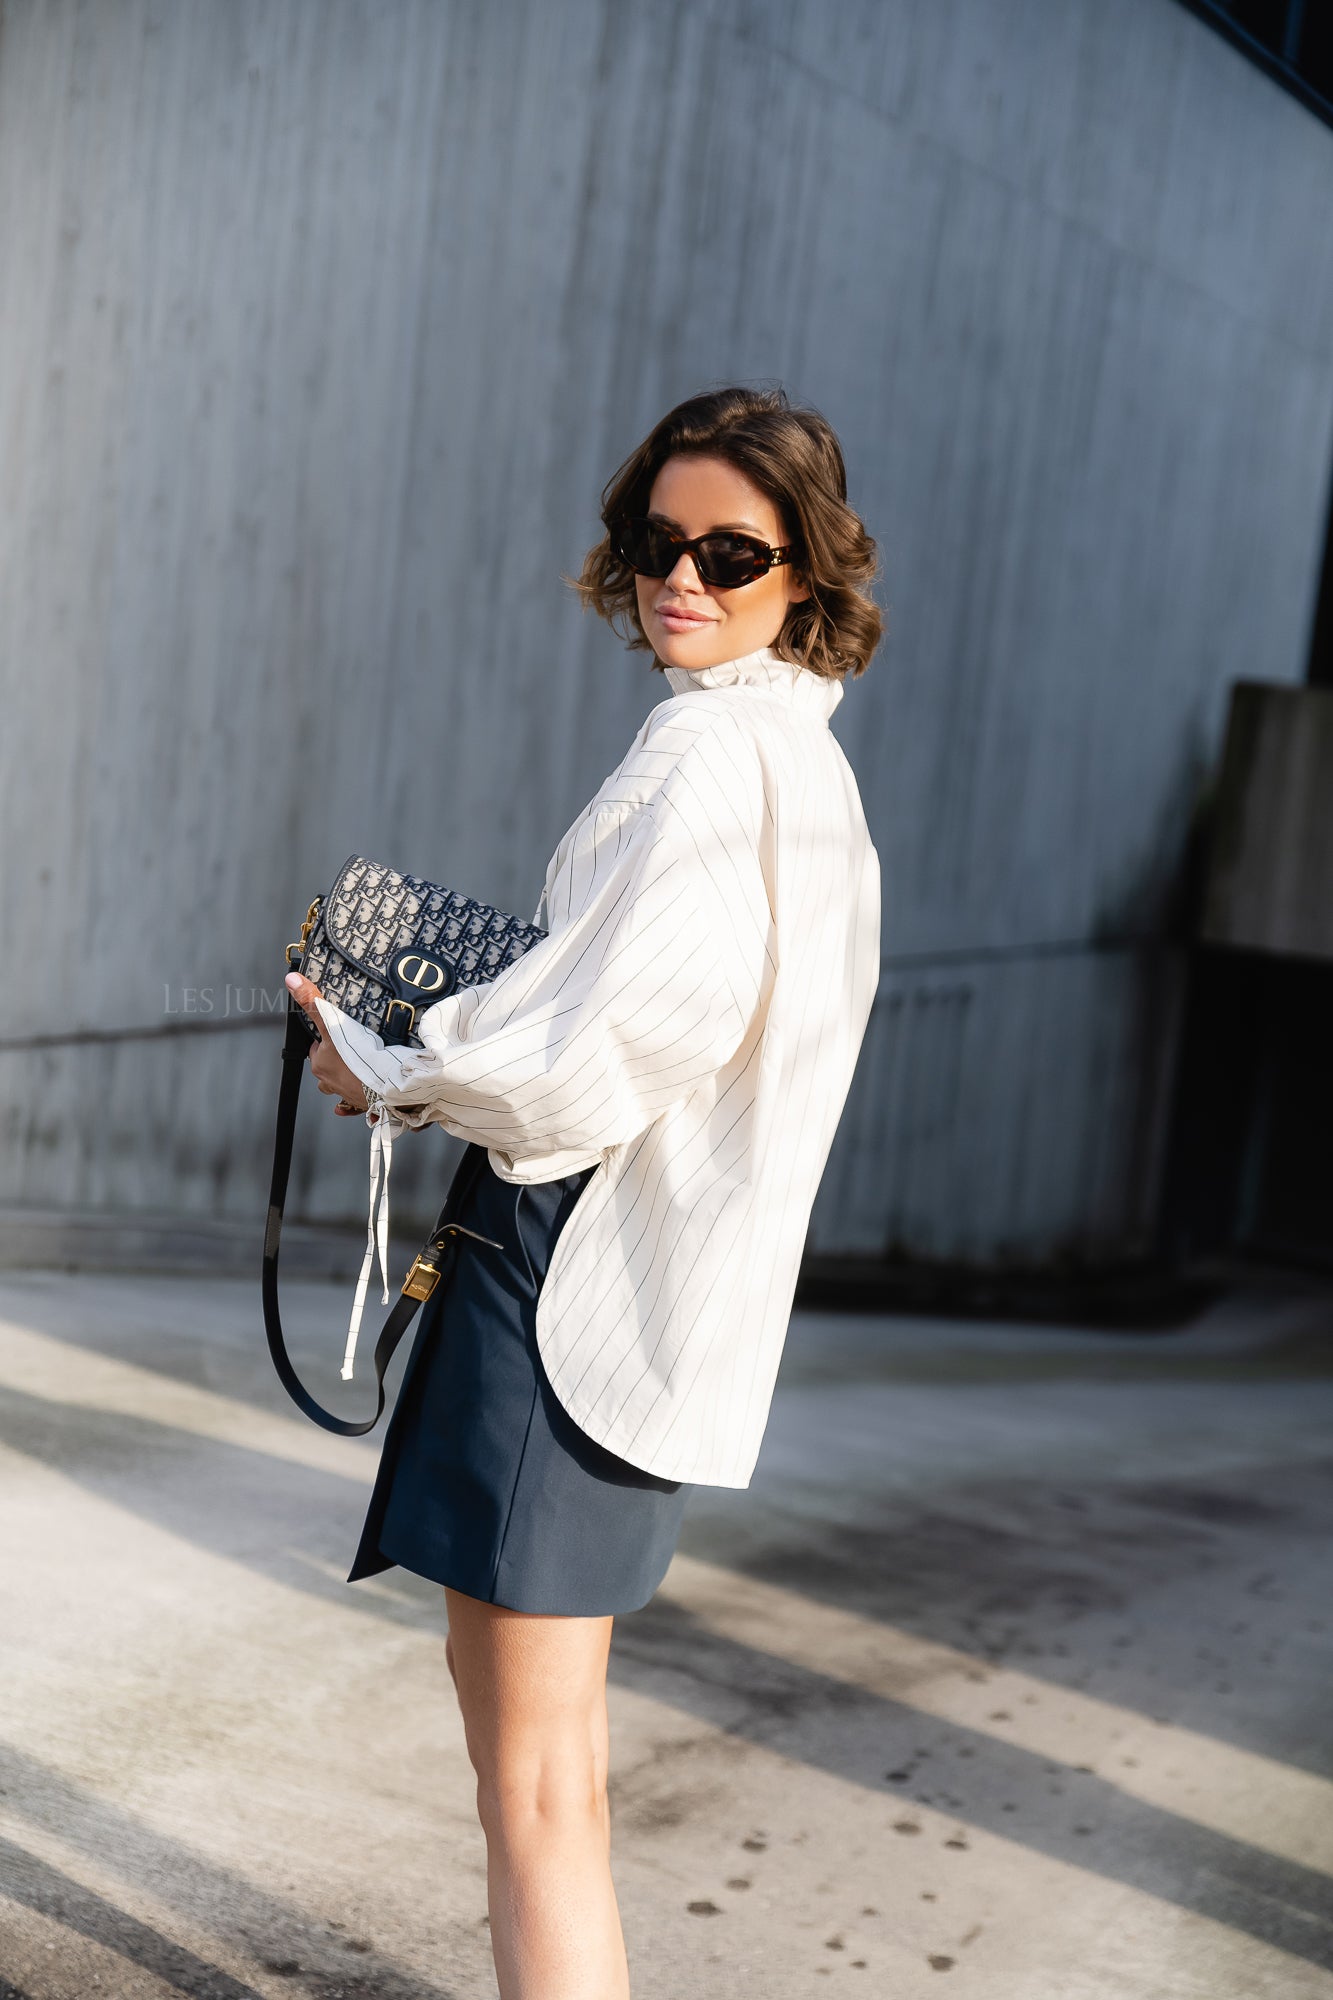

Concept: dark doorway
[[1160, 945, 1333, 1269]]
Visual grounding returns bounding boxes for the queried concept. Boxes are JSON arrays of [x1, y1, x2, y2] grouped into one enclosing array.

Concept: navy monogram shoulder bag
[[262, 853, 546, 1436]]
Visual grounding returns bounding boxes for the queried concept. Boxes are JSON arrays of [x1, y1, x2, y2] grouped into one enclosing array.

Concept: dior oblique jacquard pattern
[[301, 859, 547, 1024], [314, 643, 881, 1488]]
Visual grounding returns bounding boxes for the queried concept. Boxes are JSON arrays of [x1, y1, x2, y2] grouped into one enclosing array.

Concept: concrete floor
[[0, 1262, 1331, 1998]]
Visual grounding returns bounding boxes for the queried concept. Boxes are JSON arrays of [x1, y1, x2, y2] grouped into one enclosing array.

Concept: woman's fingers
[[284, 971, 371, 1115], [285, 968, 327, 1049], [284, 969, 323, 1017]]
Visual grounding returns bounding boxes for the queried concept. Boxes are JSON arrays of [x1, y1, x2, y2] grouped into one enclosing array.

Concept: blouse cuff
[[312, 994, 439, 1117]]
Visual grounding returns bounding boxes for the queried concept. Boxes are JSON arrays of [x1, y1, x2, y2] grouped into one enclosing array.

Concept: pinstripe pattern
[[316, 644, 880, 1487]]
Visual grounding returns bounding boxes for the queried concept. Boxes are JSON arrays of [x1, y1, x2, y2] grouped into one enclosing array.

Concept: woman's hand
[[284, 970, 376, 1119]]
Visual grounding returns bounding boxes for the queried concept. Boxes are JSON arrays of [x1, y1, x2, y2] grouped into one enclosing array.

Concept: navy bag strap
[[261, 990, 496, 1436]]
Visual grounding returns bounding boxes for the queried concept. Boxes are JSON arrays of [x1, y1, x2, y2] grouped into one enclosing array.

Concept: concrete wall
[[2, 0, 1332, 1264]]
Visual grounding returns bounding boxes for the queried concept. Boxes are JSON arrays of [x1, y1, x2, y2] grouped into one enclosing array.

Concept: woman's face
[[633, 453, 809, 671]]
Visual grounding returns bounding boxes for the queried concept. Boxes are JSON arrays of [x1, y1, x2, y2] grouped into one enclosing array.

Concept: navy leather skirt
[[347, 1140, 692, 1614]]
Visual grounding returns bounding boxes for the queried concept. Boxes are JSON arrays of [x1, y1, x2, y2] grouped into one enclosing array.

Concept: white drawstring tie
[[341, 1093, 395, 1382]]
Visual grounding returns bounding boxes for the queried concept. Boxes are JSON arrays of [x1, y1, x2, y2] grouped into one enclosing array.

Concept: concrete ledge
[[0, 1204, 422, 1284], [9, 1209, 1326, 1337], [792, 1251, 1328, 1330]]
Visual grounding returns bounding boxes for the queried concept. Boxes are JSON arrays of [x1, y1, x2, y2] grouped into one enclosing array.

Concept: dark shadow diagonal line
[[0, 1748, 460, 2000], [8, 1335, 1332, 1970], [7, 1275, 1333, 1774], [679, 1459, 1333, 1785], [0, 1382, 435, 1632], [612, 1601, 1333, 1973], [0, 1274, 427, 1450], [0, 1836, 261, 1997]]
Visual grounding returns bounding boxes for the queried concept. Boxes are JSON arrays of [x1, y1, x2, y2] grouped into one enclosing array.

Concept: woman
[[283, 383, 882, 1999]]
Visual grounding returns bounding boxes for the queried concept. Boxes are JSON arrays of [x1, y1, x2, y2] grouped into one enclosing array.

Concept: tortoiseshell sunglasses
[[611, 515, 797, 589]]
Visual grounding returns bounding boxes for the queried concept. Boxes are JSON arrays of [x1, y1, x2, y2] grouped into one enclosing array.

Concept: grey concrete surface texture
[[2, 1265, 1333, 1995], [1, 0, 1332, 1265]]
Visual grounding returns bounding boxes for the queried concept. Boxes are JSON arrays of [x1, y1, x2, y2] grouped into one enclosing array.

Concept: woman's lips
[[658, 608, 713, 630]]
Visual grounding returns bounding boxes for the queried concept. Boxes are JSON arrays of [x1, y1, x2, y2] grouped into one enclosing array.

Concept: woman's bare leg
[[444, 1584, 628, 2000]]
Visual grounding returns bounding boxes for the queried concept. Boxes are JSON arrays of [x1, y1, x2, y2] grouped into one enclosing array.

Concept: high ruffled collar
[[661, 644, 844, 722]]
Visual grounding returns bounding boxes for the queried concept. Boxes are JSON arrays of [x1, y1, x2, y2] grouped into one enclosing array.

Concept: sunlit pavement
[[1, 1263, 1331, 1998]]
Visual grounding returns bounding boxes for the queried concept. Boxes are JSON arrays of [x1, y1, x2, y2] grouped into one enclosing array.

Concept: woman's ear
[[787, 569, 811, 606]]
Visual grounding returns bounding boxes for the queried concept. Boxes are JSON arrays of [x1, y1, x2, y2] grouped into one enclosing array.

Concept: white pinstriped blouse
[[313, 642, 880, 1487]]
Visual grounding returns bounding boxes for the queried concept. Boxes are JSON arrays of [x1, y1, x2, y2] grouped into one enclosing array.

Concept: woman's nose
[[664, 550, 705, 590]]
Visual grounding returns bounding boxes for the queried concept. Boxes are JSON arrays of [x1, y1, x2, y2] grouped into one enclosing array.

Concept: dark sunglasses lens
[[614, 519, 768, 586], [697, 535, 766, 586], [615, 518, 673, 575]]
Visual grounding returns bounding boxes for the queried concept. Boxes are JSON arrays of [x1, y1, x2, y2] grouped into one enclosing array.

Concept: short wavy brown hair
[[563, 383, 883, 680]]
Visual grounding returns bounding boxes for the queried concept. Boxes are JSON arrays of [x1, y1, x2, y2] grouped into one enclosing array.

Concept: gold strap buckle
[[384, 997, 418, 1035], [401, 1253, 441, 1302], [400, 1220, 506, 1302]]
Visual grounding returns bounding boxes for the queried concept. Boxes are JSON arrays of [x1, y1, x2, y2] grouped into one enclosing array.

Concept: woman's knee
[[464, 1680, 611, 1816], [473, 1728, 610, 1841], [443, 1588, 614, 1833]]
